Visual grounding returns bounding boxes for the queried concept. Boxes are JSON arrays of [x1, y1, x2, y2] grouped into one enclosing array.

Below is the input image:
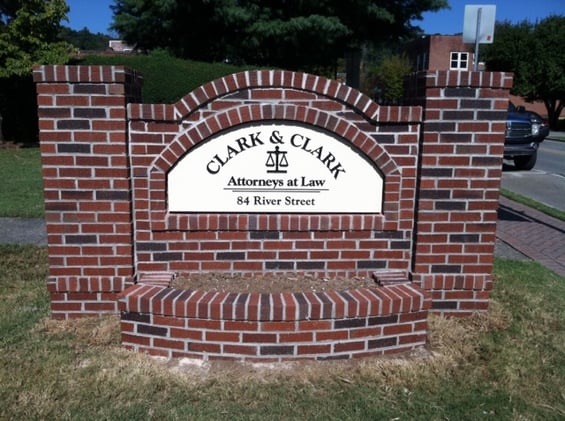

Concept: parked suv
[[504, 103, 550, 170]]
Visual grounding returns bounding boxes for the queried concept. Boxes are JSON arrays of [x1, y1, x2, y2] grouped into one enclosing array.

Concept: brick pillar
[[33, 65, 143, 319], [406, 71, 512, 314]]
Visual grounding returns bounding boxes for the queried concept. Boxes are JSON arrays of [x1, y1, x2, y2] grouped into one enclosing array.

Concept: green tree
[[0, 0, 72, 142], [0, 0, 73, 77], [110, 0, 448, 71], [483, 16, 565, 127], [366, 53, 412, 104], [58, 26, 112, 51], [110, 0, 232, 61]]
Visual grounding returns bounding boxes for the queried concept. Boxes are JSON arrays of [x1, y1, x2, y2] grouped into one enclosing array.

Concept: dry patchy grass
[[34, 303, 509, 387], [1, 246, 563, 420]]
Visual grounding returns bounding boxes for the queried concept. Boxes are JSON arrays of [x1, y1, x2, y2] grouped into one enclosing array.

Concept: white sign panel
[[168, 124, 384, 213], [463, 5, 496, 44]]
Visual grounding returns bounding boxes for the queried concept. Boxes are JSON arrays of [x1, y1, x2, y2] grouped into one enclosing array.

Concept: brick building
[[406, 35, 474, 72], [406, 34, 549, 117]]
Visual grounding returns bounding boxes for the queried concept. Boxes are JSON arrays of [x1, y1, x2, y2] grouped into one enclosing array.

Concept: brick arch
[[153, 104, 399, 176], [148, 103, 402, 232], [172, 70, 380, 122]]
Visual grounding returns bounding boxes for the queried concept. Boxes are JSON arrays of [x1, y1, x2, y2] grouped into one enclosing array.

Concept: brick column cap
[[410, 70, 513, 89], [33, 64, 143, 84]]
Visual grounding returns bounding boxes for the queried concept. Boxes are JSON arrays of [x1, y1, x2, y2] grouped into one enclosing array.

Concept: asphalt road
[[537, 138, 565, 175], [501, 137, 565, 211]]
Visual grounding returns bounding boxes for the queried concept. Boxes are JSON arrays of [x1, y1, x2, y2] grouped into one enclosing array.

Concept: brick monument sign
[[34, 66, 511, 361]]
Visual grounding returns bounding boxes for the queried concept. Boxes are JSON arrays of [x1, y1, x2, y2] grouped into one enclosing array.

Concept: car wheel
[[514, 151, 537, 171]]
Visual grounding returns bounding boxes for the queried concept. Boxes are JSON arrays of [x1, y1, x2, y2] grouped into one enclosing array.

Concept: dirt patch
[[171, 272, 378, 293]]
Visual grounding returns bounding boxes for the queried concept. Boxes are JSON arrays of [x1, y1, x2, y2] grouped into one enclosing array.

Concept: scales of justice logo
[[265, 145, 288, 173]]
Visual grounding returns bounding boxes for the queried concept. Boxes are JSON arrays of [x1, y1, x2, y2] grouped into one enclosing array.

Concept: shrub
[[0, 52, 256, 144], [80, 50, 256, 103]]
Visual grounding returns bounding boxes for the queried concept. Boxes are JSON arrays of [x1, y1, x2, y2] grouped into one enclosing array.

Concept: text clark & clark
[[206, 129, 346, 179]]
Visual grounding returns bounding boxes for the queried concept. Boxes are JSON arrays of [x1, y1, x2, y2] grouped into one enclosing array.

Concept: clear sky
[[66, 0, 565, 36]]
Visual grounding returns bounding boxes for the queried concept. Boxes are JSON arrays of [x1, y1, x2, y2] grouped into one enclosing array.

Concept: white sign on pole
[[168, 123, 384, 213], [463, 5, 496, 44]]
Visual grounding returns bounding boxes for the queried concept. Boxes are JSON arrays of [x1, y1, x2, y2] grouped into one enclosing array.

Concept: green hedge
[[0, 52, 256, 143], [80, 50, 257, 103]]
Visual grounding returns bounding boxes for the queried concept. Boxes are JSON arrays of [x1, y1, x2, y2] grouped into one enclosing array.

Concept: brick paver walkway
[[497, 196, 565, 277]]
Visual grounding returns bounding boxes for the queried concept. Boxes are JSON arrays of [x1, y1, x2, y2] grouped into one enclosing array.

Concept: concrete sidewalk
[[1, 197, 564, 277], [0, 217, 47, 246]]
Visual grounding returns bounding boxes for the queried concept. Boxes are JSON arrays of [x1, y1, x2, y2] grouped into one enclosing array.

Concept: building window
[[450, 52, 469, 70]]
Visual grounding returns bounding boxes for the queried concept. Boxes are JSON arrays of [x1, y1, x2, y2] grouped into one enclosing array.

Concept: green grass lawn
[[0, 148, 44, 218], [1, 245, 563, 420]]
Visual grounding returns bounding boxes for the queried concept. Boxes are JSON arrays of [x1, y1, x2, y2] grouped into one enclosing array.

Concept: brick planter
[[118, 273, 431, 361]]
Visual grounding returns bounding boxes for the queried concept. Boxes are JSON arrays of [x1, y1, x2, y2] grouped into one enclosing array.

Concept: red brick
[[84, 302, 116, 312], [121, 333, 150, 346], [281, 293, 297, 321], [223, 320, 259, 332], [316, 330, 348, 341], [399, 311, 428, 323], [242, 333, 277, 343], [261, 321, 296, 332], [120, 321, 134, 332], [188, 319, 222, 330], [334, 340, 366, 353], [383, 323, 414, 335], [349, 326, 382, 338], [223, 344, 258, 356], [170, 328, 202, 341], [399, 334, 427, 345], [188, 342, 221, 354], [279, 332, 314, 343], [154, 338, 185, 350], [205, 331, 240, 343], [297, 344, 331, 355]]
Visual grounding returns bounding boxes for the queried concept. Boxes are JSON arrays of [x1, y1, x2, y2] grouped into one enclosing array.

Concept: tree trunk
[[345, 50, 361, 90], [544, 98, 564, 128]]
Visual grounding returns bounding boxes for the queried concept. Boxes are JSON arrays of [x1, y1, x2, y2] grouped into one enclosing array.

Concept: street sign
[[463, 5, 496, 44], [463, 5, 496, 70]]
